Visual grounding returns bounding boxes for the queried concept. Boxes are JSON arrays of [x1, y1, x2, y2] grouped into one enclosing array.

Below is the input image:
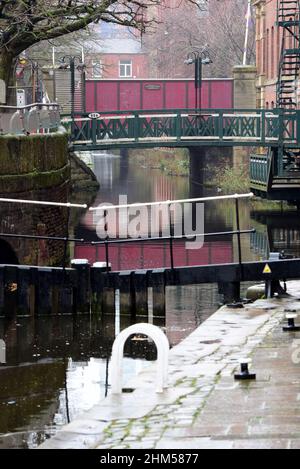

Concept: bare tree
[[144, 0, 255, 78], [0, 0, 207, 103]]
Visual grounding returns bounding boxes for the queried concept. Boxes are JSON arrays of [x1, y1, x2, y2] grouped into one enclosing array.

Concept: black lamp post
[[60, 55, 86, 123], [184, 50, 212, 112]]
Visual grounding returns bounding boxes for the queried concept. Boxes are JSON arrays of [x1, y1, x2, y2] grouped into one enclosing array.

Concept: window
[[119, 60, 132, 78], [92, 61, 102, 78]]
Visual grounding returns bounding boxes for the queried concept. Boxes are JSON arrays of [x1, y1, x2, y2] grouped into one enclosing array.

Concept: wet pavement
[[39, 281, 300, 450], [0, 284, 220, 448]]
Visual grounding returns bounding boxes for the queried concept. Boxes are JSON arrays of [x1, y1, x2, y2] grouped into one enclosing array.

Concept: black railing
[[0, 193, 255, 274]]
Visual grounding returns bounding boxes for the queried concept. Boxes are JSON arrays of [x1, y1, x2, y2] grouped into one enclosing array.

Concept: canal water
[[0, 150, 299, 448]]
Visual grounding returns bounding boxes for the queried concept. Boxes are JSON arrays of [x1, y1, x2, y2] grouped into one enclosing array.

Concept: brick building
[[253, 0, 300, 108], [84, 24, 149, 80]]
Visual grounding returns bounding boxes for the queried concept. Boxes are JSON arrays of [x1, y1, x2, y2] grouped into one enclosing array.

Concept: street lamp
[[184, 49, 212, 112]]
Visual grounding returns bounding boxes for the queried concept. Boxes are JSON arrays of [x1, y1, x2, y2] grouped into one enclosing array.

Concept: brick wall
[[85, 54, 149, 79], [253, 0, 297, 107]]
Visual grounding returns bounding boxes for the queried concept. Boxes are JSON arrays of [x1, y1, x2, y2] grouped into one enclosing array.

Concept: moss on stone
[[0, 163, 70, 193], [0, 132, 69, 193], [0, 132, 68, 176]]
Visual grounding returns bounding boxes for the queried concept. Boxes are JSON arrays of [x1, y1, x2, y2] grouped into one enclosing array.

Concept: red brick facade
[[85, 53, 149, 80], [254, 0, 279, 107], [253, 0, 298, 107]]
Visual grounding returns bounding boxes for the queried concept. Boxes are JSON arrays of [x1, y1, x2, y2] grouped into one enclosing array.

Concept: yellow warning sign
[[263, 264, 272, 274]]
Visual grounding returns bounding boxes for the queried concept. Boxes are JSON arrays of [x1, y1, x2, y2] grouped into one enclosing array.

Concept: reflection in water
[[75, 152, 258, 269], [0, 281, 219, 449], [250, 208, 300, 259], [1, 151, 299, 449]]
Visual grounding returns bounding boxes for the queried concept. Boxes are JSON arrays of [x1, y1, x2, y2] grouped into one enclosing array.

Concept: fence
[[0, 193, 257, 317], [0, 103, 61, 135]]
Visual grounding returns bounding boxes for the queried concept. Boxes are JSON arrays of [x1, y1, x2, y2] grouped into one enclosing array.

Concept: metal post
[[81, 68, 86, 114], [278, 107, 284, 176], [62, 206, 71, 272], [198, 57, 202, 113], [70, 58, 75, 138], [168, 203, 174, 270], [194, 57, 199, 110], [235, 197, 243, 280], [104, 209, 110, 273]]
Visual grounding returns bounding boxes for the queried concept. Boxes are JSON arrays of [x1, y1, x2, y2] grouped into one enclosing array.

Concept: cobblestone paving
[[39, 281, 300, 449]]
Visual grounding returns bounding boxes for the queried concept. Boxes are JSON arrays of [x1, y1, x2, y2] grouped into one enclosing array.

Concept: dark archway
[[0, 240, 19, 265]]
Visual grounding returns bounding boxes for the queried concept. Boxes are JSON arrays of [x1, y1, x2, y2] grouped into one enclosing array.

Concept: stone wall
[[69, 152, 100, 193], [0, 131, 70, 266], [233, 65, 257, 109], [0, 132, 69, 194], [232, 65, 257, 167]]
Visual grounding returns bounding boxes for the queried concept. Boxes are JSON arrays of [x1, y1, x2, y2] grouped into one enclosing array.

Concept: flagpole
[[243, 0, 252, 65]]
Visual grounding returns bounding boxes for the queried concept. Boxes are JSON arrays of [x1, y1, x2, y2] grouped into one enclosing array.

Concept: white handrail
[[90, 193, 254, 212], [0, 102, 59, 111], [0, 198, 87, 209]]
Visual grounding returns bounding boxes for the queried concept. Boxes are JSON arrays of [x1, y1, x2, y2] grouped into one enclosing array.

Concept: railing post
[[235, 196, 243, 284], [218, 111, 223, 142], [176, 112, 181, 142], [168, 203, 175, 270], [92, 117, 97, 145], [278, 108, 284, 176], [103, 209, 111, 273], [134, 112, 139, 142], [62, 206, 71, 274], [261, 109, 266, 146]]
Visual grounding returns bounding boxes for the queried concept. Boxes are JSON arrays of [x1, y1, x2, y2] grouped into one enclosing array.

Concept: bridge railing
[[62, 108, 300, 147], [250, 149, 274, 188], [0, 103, 61, 135]]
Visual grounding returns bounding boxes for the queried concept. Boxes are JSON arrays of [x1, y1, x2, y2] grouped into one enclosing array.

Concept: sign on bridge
[[88, 113, 101, 119]]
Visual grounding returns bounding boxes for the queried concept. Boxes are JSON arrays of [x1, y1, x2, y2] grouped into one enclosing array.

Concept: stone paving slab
[[39, 281, 300, 449]]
